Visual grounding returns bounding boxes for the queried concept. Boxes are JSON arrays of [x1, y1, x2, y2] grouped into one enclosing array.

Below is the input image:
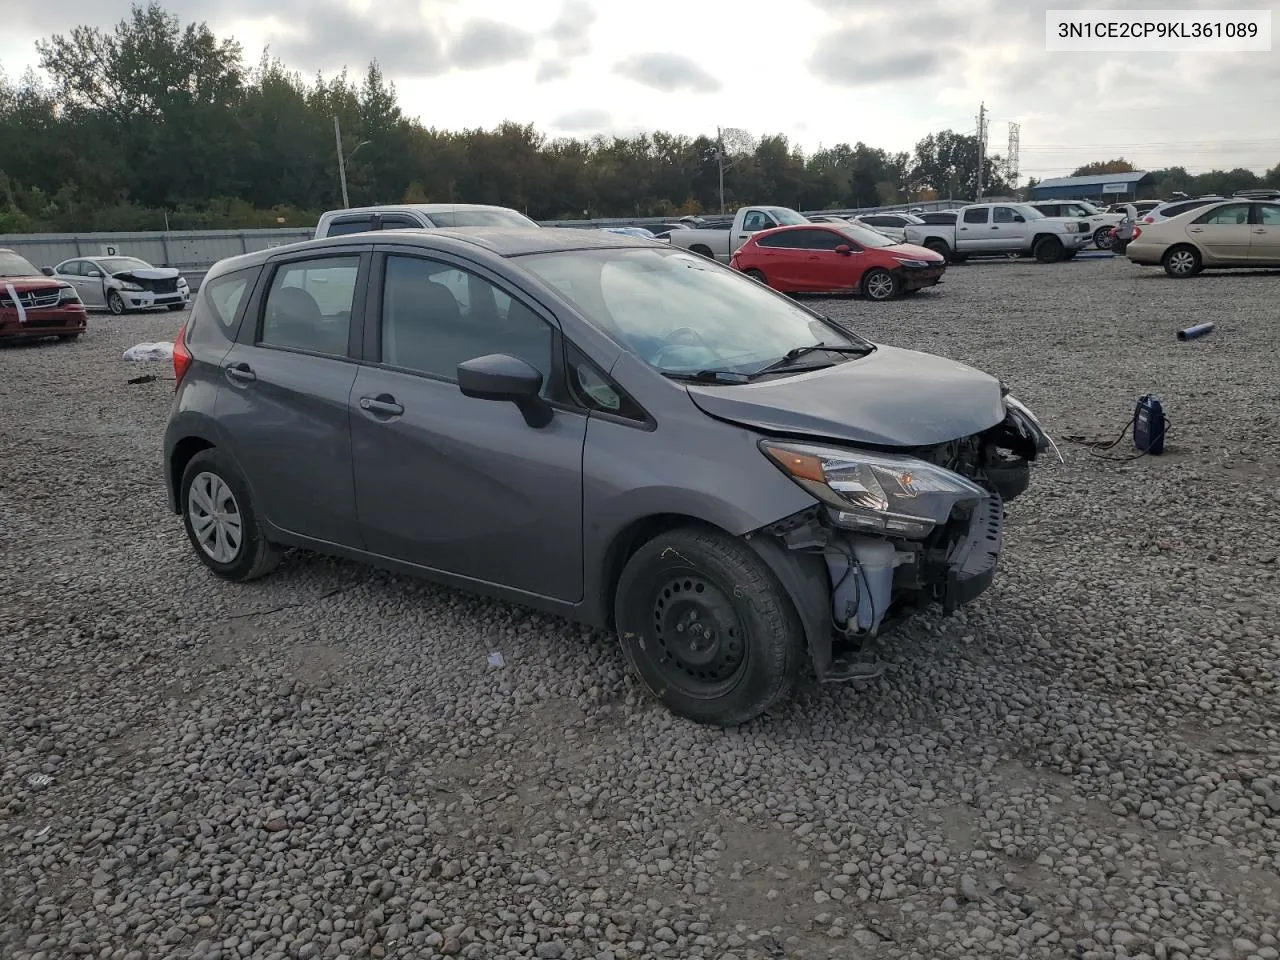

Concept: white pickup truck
[[665, 206, 810, 262], [1028, 200, 1125, 250], [903, 202, 1094, 263]]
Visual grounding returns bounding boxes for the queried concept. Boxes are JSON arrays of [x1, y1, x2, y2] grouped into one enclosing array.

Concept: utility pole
[[975, 102, 988, 200], [334, 115, 350, 209], [1006, 122, 1021, 191], [716, 126, 726, 215]]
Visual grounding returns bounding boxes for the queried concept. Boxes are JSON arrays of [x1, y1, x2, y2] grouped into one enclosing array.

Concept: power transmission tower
[[1007, 122, 1021, 189], [975, 102, 988, 199]]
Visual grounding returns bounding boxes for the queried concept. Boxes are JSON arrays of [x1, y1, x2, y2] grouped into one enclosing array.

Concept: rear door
[[1186, 202, 1253, 262], [348, 246, 587, 602], [956, 206, 991, 251], [1249, 203, 1280, 264], [218, 247, 371, 547]]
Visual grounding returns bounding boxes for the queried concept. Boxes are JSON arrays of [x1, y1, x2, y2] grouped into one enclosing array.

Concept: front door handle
[[359, 394, 404, 417], [1255, 228, 1267, 234], [224, 362, 256, 384], [991, 226, 1000, 230]]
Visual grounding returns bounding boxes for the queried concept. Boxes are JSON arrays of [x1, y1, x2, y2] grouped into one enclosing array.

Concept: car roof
[[205, 227, 662, 277], [319, 203, 527, 218]]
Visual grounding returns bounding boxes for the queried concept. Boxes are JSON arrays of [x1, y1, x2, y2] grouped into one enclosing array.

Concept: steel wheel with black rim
[[1162, 245, 1202, 278], [107, 290, 127, 315], [862, 268, 899, 301], [613, 526, 805, 726], [179, 449, 280, 581]]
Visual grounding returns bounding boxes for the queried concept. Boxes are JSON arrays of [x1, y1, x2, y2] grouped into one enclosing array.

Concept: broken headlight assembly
[[760, 440, 989, 539]]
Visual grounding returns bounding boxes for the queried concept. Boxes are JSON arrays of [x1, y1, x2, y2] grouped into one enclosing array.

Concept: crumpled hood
[[113, 267, 181, 281], [686, 343, 1007, 447]]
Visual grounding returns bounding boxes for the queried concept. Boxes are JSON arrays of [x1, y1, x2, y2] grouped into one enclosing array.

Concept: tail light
[[1141, 216, 1154, 223], [1131, 227, 1142, 240], [173, 321, 192, 387]]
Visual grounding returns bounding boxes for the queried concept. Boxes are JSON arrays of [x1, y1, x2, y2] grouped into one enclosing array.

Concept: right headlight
[[760, 440, 988, 538]]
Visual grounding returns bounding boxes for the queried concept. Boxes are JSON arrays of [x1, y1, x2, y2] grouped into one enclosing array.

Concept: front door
[[989, 206, 1027, 250], [1249, 203, 1280, 263], [788, 228, 857, 291], [1185, 201, 1253, 262], [217, 249, 369, 547], [349, 249, 586, 603]]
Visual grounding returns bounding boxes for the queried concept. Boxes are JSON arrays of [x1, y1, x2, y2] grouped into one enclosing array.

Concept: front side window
[[59, 261, 85, 276], [517, 247, 861, 377], [993, 206, 1021, 224], [380, 255, 553, 389], [259, 256, 359, 356], [1194, 203, 1251, 225], [742, 210, 776, 231]]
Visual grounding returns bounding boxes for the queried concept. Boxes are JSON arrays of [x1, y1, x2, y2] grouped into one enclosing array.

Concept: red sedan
[[729, 222, 946, 300], [0, 248, 88, 342]]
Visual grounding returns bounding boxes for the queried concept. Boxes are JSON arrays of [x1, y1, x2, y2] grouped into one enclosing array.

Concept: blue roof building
[[1030, 171, 1155, 200]]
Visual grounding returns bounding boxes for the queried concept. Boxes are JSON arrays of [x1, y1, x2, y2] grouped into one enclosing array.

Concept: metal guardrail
[[1, 200, 975, 289]]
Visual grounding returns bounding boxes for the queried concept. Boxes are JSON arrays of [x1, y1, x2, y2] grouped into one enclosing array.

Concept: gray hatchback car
[[163, 228, 1054, 726]]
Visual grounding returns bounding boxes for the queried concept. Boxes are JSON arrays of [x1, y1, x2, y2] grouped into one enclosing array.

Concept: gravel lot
[[3, 256, 1279, 960]]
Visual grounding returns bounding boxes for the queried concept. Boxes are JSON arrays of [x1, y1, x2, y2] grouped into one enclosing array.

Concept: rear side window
[[259, 256, 359, 356], [1257, 204, 1280, 225], [963, 208, 989, 224], [324, 217, 375, 236], [186, 266, 258, 346]]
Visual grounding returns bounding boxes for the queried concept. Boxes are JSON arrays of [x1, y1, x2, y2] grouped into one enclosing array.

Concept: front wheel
[[1093, 226, 1114, 250], [862, 267, 899, 301], [180, 449, 280, 582], [57, 333, 81, 341], [1033, 236, 1064, 263], [1163, 245, 1202, 278], [107, 290, 127, 315], [614, 527, 805, 726], [167, 303, 185, 312]]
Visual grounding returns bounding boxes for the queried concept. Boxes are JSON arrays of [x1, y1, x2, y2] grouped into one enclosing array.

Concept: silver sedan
[[46, 256, 190, 314]]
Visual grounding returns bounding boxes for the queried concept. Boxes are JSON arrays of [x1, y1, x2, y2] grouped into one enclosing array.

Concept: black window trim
[[243, 248, 371, 360]]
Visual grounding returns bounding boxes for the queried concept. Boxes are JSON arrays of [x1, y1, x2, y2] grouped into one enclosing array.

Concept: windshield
[[0, 251, 41, 277], [770, 208, 810, 226], [836, 223, 898, 248], [98, 257, 151, 273], [429, 209, 540, 228], [517, 247, 859, 376]]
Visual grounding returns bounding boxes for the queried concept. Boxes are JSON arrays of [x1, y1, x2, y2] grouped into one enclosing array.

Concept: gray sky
[[2, 0, 1277, 180]]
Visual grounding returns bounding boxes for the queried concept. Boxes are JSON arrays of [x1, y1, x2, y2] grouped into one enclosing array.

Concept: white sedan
[[46, 255, 190, 314], [848, 213, 925, 243]]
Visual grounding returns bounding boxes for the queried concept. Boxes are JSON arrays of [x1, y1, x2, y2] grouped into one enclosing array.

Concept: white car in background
[[46, 256, 190, 314], [1140, 196, 1228, 225], [850, 212, 926, 243], [1027, 201, 1125, 250]]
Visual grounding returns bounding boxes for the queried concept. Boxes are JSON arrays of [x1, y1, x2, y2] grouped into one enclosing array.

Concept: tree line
[[1, 3, 1277, 234]]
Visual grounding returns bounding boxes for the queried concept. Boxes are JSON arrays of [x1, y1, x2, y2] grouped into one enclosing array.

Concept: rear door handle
[[1255, 229, 1267, 234], [991, 226, 1000, 230], [359, 394, 404, 417], [1189, 227, 1203, 233], [224, 362, 256, 384]]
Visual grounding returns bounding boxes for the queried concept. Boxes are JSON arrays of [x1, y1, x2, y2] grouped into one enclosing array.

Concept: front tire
[[57, 333, 81, 341], [862, 267, 899, 301], [1163, 245, 1202, 278], [1093, 226, 1114, 250], [613, 526, 805, 726], [180, 449, 280, 582], [1034, 236, 1064, 263], [107, 290, 127, 315], [168, 303, 185, 312]]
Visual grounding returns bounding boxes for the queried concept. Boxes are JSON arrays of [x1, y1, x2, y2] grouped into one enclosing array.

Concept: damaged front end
[[746, 396, 1056, 683]]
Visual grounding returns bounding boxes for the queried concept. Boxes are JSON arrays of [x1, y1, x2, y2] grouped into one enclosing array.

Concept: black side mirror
[[41, 267, 54, 276], [457, 354, 552, 428]]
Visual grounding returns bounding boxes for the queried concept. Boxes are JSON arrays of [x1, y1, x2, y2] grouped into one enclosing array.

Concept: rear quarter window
[[186, 267, 259, 348]]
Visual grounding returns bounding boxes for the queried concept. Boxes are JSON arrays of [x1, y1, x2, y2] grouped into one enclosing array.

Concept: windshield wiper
[[662, 369, 751, 384], [749, 342, 872, 379]]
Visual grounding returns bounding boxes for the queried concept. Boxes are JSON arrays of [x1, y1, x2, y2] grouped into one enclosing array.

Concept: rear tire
[[57, 333, 81, 341], [689, 245, 714, 259], [862, 268, 900, 301], [744, 268, 768, 286], [613, 526, 805, 726], [923, 239, 951, 260], [180, 449, 280, 582], [1162, 245, 1202, 278], [1033, 236, 1064, 263]]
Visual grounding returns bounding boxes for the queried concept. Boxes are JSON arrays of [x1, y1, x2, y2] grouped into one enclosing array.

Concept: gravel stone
[[3, 261, 1280, 959]]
